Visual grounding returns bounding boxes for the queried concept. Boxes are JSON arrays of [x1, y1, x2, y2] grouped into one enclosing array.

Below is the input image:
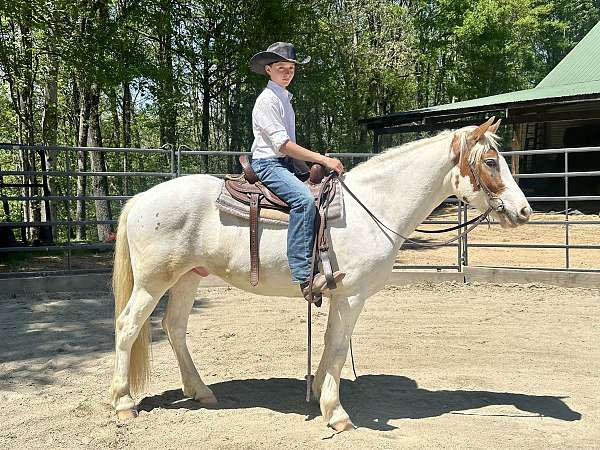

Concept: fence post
[[65, 146, 72, 271], [457, 199, 463, 271], [170, 144, 176, 178], [565, 150, 570, 269], [176, 145, 183, 177], [462, 202, 469, 267]]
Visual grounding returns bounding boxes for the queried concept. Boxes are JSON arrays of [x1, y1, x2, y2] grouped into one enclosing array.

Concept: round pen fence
[[1, 143, 599, 278]]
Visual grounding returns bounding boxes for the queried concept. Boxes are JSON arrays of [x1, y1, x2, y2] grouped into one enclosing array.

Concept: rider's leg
[[251, 157, 316, 283]]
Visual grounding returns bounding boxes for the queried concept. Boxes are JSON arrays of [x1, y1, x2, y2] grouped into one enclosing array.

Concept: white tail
[[112, 196, 151, 394]]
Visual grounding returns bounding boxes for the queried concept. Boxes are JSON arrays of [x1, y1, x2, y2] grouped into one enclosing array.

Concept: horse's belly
[[205, 225, 299, 295]]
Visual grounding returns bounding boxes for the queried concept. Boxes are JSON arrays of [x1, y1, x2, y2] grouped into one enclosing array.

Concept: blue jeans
[[251, 157, 316, 283]]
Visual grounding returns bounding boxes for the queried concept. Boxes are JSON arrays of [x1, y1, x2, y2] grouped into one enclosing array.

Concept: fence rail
[[1, 143, 599, 276]]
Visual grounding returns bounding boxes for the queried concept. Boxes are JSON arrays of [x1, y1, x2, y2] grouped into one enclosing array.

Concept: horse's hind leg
[[162, 272, 217, 405], [313, 294, 365, 431], [111, 283, 165, 418]]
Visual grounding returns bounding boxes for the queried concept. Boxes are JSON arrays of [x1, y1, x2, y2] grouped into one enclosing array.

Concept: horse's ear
[[489, 118, 502, 134], [468, 116, 495, 145]]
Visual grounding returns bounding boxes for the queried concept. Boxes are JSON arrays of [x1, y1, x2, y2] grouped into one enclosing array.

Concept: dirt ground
[[1, 282, 598, 449]]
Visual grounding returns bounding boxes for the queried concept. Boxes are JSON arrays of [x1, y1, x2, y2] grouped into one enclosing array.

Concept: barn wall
[[511, 102, 600, 209]]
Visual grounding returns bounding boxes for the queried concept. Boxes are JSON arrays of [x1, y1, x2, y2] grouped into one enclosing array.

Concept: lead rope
[[337, 166, 497, 383], [349, 338, 358, 379]]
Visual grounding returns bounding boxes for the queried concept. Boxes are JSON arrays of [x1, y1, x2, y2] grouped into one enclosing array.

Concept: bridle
[[467, 158, 505, 214]]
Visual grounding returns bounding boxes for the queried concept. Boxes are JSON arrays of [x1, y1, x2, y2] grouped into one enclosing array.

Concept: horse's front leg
[[313, 294, 365, 431]]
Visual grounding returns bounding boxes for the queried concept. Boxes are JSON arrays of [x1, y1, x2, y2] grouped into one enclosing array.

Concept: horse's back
[[125, 175, 224, 262], [142, 173, 222, 201]]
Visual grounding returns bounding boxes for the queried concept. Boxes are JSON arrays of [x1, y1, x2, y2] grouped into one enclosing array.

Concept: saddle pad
[[215, 179, 344, 225]]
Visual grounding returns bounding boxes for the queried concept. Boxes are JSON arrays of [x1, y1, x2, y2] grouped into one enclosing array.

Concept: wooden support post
[[511, 124, 523, 183], [373, 130, 381, 154]]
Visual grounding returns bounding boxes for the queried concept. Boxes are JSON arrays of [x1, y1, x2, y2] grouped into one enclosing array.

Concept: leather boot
[[300, 271, 346, 303]]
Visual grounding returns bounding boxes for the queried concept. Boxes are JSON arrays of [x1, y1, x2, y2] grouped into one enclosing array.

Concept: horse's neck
[[344, 137, 455, 242]]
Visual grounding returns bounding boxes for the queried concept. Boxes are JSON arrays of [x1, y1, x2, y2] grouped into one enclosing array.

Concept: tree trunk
[[201, 34, 211, 171], [87, 83, 113, 241], [72, 74, 81, 145], [19, 14, 41, 243], [40, 46, 60, 243], [108, 88, 121, 147], [122, 81, 132, 196], [76, 82, 90, 240], [228, 79, 241, 174], [0, 175, 17, 246], [108, 87, 124, 198], [122, 82, 132, 147], [157, 0, 177, 146]]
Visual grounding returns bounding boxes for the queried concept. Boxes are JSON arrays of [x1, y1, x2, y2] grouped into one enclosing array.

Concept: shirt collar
[[267, 80, 293, 101]]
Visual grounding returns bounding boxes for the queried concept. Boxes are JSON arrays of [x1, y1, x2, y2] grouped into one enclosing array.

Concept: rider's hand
[[322, 156, 344, 174]]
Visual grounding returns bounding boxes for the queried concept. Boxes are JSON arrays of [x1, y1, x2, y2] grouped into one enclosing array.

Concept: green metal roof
[[537, 21, 600, 88], [407, 80, 600, 115], [363, 21, 600, 127]]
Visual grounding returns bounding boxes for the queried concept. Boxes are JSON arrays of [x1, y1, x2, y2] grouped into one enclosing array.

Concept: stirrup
[[300, 271, 346, 303], [300, 283, 323, 304]]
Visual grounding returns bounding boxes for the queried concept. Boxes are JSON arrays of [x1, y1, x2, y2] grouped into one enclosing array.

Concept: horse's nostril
[[519, 206, 532, 220]]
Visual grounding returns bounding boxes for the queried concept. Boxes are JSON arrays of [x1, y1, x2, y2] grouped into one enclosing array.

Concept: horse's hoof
[[116, 409, 138, 420], [330, 419, 356, 432], [196, 393, 218, 407]]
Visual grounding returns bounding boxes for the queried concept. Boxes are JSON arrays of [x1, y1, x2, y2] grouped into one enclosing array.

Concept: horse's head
[[450, 117, 531, 227]]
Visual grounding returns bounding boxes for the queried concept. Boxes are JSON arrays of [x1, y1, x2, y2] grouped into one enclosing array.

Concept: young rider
[[248, 42, 345, 302]]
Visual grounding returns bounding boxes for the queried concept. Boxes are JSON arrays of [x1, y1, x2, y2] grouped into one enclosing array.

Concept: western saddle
[[224, 155, 340, 303]]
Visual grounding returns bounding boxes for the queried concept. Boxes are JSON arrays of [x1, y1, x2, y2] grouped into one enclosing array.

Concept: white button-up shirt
[[251, 80, 296, 159]]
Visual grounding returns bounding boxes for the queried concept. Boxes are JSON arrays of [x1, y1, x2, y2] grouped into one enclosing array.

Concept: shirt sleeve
[[253, 97, 290, 151]]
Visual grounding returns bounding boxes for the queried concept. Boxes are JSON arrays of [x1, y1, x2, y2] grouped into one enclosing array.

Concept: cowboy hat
[[248, 42, 311, 75]]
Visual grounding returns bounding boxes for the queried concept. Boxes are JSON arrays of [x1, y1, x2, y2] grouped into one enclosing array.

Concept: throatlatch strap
[[249, 193, 261, 286]]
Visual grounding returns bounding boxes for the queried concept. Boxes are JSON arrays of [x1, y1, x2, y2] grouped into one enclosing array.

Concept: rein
[[336, 152, 505, 247], [415, 211, 488, 234], [337, 176, 493, 248]]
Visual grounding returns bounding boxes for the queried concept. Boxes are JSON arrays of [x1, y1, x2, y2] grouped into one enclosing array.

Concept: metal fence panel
[[1, 143, 599, 276]]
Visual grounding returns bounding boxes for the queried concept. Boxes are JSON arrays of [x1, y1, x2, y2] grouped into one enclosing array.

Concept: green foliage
[[1, 0, 597, 151]]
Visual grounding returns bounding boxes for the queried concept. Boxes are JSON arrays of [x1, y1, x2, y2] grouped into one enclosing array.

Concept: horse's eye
[[484, 158, 498, 168]]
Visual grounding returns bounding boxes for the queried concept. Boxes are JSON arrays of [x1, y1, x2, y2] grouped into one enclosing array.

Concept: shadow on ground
[[0, 291, 208, 387], [138, 374, 581, 430]]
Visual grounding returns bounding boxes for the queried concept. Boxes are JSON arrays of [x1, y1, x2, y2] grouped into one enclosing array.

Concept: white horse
[[110, 118, 531, 431]]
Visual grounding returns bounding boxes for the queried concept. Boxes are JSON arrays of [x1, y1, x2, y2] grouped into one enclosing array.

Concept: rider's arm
[[280, 140, 344, 174]]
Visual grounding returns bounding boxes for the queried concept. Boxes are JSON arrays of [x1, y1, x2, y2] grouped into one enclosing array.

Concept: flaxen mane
[[350, 127, 500, 174]]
